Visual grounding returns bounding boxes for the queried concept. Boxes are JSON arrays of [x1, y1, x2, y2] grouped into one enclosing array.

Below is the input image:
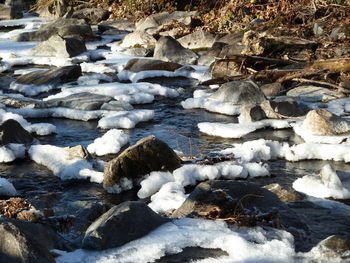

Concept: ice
[[0, 144, 25, 163], [293, 121, 350, 144], [55, 218, 295, 263], [28, 145, 100, 182], [0, 109, 56, 136], [117, 66, 210, 83], [44, 82, 178, 104], [87, 129, 130, 156], [9, 82, 58, 96], [77, 73, 113, 85], [78, 169, 104, 184], [137, 171, 174, 199], [98, 110, 154, 129], [105, 177, 133, 194], [80, 62, 115, 74], [198, 120, 291, 138], [293, 164, 350, 199], [148, 182, 187, 213], [0, 178, 17, 196], [173, 164, 220, 187], [0, 15, 46, 28], [181, 97, 240, 115], [243, 162, 270, 178]]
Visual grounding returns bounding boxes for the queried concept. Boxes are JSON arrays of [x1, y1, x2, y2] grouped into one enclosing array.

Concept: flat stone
[[287, 85, 342, 102], [100, 101, 134, 111], [264, 183, 304, 202], [120, 30, 156, 48], [124, 58, 182, 72], [178, 30, 216, 50], [82, 201, 169, 250]]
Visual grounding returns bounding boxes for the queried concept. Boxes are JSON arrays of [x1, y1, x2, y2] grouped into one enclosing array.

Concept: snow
[[0, 178, 17, 196], [293, 164, 350, 199], [0, 144, 25, 163], [105, 177, 133, 194], [55, 218, 295, 263], [28, 145, 102, 182], [137, 172, 175, 199], [198, 120, 292, 138], [182, 96, 241, 115], [87, 129, 130, 156], [98, 110, 154, 129], [9, 82, 59, 97]]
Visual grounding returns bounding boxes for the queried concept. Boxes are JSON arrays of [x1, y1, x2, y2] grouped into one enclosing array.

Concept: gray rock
[[0, 119, 33, 145], [178, 30, 216, 50], [209, 80, 266, 105], [154, 36, 199, 65], [29, 35, 87, 58], [98, 20, 135, 32], [260, 83, 282, 97], [120, 30, 156, 48], [0, 218, 61, 263], [82, 201, 169, 250], [15, 65, 82, 86], [64, 145, 91, 160], [267, 99, 309, 118], [12, 18, 96, 42], [136, 11, 197, 31], [100, 101, 134, 111], [0, 95, 44, 108], [124, 47, 153, 57], [104, 135, 181, 189], [124, 58, 182, 72], [286, 85, 342, 102], [172, 180, 309, 249], [35, 0, 70, 19], [301, 109, 350, 136], [264, 183, 304, 202], [314, 235, 350, 259], [330, 24, 350, 40], [71, 8, 110, 24], [198, 42, 227, 66], [215, 32, 244, 45], [45, 92, 113, 111], [0, 3, 22, 19]]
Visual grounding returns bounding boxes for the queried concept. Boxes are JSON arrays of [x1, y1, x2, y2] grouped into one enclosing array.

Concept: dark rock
[[209, 80, 266, 105], [0, 218, 62, 263], [260, 83, 282, 97], [12, 18, 96, 42], [104, 135, 181, 189], [124, 47, 153, 57], [178, 30, 216, 50], [71, 8, 110, 24], [29, 35, 87, 58], [198, 42, 227, 66], [265, 99, 309, 118], [154, 36, 199, 65], [124, 58, 182, 72], [15, 65, 82, 86], [5, 0, 35, 11], [0, 119, 33, 145], [172, 180, 309, 250], [0, 3, 22, 19], [45, 92, 113, 111], [239, 104, 267, 123], [82, 201, 169, 250], [100, 101, 134, 111]]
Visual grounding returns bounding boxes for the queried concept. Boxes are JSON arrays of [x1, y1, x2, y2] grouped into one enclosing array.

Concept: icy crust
[[98, 110, 154, 129], [10, 82, 59, 97], [138, 161, 269, 213], [198, 119, 292, 138], [293, 164, 350, 199], [55, 218, 295, 263], [44, 82, 179, 104], [0, 144, 26, 163], [0, 177, 17, 196], [8, 107, 154, 127], [293, 121, 350, 144], [0, 15, 47, 28], [87, 129, 130, 156], [0, 109, 56, 136], [117, 66, 211, 83], [28, 145, 103, 183]]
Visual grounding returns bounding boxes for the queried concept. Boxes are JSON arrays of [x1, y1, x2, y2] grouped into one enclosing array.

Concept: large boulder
[[71, 8, 110, 24], [124, 58, 182, 72], [209, 80, 266, 105], [45, 92, 113, 111], [0, 218, 61, 263], [0, 119, 33, 145], [301, 109, 350, 136], [136, 11, 197, 31], [312, 235, 350, 259], [120, 30, 156, 48], [172, 180, 309, 249], [0, 4, 22, 19], [154, 36, 199, 65], [29, 35, 86, 58], [15, 65, 82, 86], [104, 136, 181, 190], [12, 18, 96, 42], [82, 201, 169, 250], [178, 30, 216, 50]]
